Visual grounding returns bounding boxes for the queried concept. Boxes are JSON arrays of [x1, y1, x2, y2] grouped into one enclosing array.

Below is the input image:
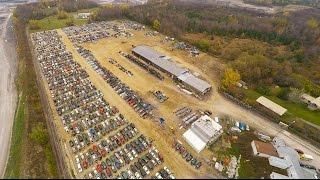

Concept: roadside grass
[[45, 144, 58, 177], [4, 93, 26, 178], [29, 15, 87, 33], [244, 89, 320, 126], [4, 14, 59, 178]]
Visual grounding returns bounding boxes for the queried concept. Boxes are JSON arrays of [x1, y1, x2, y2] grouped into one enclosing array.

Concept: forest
[[243, 0, 320, 8], [90, 0, 320, 97]]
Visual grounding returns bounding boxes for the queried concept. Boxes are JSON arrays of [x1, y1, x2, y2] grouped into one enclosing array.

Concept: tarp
[[183, 129, 206, 153]]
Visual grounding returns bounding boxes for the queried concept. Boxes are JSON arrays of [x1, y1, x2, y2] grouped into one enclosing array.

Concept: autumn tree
[[222, 68, 241, 89], [307, 18, 319, 29], [152, 19, 161, 30]]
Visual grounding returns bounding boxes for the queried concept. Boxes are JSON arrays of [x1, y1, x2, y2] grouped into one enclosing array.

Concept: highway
[[0, 5, 18, 178]]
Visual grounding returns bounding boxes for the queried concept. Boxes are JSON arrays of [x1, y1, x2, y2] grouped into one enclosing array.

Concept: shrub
[[66, 19, 75, 26], [256, 85, 271, 95], [194, 39, 210, 52], [29, 20, 40, 30], [57, 10, 68, 19], [277, 87, 291, 100], [29, 123, 49, 146]]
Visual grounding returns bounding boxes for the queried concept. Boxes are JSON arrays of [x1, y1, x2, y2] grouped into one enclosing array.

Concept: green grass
[[4, 93, 26, 178], [29, 16, 87, 33], [45, 145, 58, 177], [244, 89, 261, 100], [267, 96, 320, 125], [244, 89, 320, 126]]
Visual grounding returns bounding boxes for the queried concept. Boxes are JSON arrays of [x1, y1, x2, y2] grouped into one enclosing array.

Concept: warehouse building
[[132, 45, 188, 77], [132, 45, 212, 95], [177, 72, 212, 95], [183, 115, 223, 153]]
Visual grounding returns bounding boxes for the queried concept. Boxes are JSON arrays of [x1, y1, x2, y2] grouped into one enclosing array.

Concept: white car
[[155, 157, 161, 164], [169, 174, 176, 179], [152, 146, 159, 153], [80, 153, 84, 160], [143, 166, 150, 175], [131, 149, 138, 158], [164, 166, 172, 175], [77, 163, 83, 173], [75, 157, 80, 164], [128, 152, 134, 161], [155, 172, 163, 179], [135, 171, 141, 179], [151, 159, 157, 166], [88, 172, 93, 179]]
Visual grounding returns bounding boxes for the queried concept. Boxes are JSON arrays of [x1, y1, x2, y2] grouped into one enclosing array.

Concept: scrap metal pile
[[151, 90, 168, 103], [174, 107, 200, 128], [31, 30, 174, 179]]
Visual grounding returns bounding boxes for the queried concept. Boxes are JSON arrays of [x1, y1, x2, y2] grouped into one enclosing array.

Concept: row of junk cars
[[31, 22, 176, 179]]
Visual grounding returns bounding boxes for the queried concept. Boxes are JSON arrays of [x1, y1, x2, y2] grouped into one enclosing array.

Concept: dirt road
[[0, 12, 18, 178], [213, 93, 320, 168], [77, 26, 320, 171]]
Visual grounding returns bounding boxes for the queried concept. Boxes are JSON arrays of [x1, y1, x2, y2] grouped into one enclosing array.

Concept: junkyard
[[29, 19, 320, 179]]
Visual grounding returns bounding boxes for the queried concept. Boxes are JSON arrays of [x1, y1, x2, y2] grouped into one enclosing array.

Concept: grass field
[[29, 16, 87, 33], [4, 93, 26, 178], [244, 89, 320, 126]]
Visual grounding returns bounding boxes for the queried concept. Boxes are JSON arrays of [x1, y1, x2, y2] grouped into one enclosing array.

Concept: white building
[[252, 138, 318, 179], [256, 96, 287, 116], [183, 115, 223, 153], [301, 93, 320, 110]]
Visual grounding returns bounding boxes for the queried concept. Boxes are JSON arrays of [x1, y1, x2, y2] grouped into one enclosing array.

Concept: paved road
[[0, 8, 18, 178], [213, 93, 320, 169]]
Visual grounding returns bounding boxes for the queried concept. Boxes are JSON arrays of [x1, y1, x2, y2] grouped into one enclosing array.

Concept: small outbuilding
[[301, 93, 320, 110], [251, 140, 278, 158], [256, 96, 287, 116]]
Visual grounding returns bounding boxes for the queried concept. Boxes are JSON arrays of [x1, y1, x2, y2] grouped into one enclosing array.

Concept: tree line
[[89, 0, 320, 96]]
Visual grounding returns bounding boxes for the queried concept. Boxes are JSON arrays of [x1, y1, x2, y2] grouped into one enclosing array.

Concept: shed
[[256, 96, 287, 116], [251, 140, 278, 158]]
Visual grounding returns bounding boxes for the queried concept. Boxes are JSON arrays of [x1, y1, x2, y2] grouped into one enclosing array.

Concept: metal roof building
[[183, 115, 223, 153], [256, 96, 287, 116], [177, 72, 211, 95], [269, 137, 318, 179], [132, 45, 212, 95], [132, 45, 188, 77]]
